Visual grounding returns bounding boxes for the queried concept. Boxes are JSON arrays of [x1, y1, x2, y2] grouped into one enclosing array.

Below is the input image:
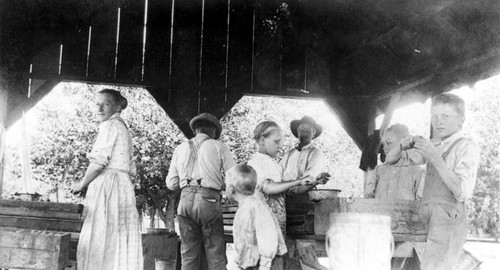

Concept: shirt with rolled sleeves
[[166, 133, 236, 191], [280, 143, 327, 182], [364, 161, 425, 201], [398, 131, 480, 202]]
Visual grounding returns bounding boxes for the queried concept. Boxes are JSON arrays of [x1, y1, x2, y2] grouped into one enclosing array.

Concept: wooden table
[[223, 195, 430, 270]]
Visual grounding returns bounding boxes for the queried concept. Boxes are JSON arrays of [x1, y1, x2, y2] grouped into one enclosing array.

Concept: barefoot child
[[226, 164, 287, 270]]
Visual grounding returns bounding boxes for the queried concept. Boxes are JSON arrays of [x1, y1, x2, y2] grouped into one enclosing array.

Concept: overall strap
[[284, 150, 292, 170], [441, 137, 465, 160], [304, 147, 314, 172], [114, 116, 128, 129], [186, 136, 211, 181]]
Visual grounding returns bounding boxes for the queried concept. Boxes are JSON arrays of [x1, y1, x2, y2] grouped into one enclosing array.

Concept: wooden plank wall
[[88, 7, 118, 79], [253, 0, 282, 91], [227, 0, 254, 90], [18, 0, 318, 128], [116, 1, 144, 81], [144, 0, 174, 84]]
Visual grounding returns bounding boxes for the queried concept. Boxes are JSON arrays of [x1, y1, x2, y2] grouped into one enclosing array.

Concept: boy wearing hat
[[280, 116, 329, 194], [166, 113, 236, 270], [386, 93, 480, 270], [364, 124, 425, 200]]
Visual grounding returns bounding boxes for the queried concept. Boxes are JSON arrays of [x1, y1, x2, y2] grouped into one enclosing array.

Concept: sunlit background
[[3, 73, 500, 269]]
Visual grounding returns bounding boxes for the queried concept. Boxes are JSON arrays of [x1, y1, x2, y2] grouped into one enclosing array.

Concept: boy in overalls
[[385, 93, 480, 270]]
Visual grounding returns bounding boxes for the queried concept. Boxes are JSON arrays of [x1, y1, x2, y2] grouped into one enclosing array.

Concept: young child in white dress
[[226, 164, 287, 270]]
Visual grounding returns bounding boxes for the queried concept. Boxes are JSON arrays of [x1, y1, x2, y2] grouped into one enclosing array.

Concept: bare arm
[[385, 136, 426, 165], [166, 147, 181, 190], [414, 137, 479, 201], [289, 173, 331, 194], [71, 163, 103, 193], [261, 178, 309, 195]]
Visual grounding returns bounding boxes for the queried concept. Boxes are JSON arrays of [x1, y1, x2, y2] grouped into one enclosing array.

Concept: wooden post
[[363, 92, 401, 195], [0, 86, 8, 197], [379, 92, 401, 138]]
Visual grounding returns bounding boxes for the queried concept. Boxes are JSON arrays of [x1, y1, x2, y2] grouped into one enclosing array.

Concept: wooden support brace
[[0, 87, 7, 196]]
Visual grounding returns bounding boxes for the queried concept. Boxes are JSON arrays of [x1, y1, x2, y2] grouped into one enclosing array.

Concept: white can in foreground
[[326, 213, 394, 270]]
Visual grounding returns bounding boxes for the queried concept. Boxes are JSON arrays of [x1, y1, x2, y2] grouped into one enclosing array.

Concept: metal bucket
[[155, 258, 176, 270], [326, 213, 394, 270]]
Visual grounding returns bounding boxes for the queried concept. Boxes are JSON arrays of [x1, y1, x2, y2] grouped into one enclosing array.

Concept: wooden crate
[[0, 199, 83, 232], [286, 194, 315, 235], [0, 228, 70, 270], [314, 198, 429, 242], [142, 232, 180, 270]]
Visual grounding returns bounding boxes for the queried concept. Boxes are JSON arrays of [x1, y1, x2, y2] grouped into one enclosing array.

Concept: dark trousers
[[178, 186, 227, 270]]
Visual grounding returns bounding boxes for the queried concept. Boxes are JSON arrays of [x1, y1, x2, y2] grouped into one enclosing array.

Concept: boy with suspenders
[[386, 93, 480, 270]]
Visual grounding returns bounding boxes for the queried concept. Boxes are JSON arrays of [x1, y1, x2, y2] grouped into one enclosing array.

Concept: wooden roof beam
[[373, 46, 500, 105], [337, 26, 402, 63], [373, 75, 434, 103]]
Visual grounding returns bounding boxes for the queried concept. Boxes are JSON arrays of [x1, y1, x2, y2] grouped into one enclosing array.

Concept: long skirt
[[77, 170, 143, 270]]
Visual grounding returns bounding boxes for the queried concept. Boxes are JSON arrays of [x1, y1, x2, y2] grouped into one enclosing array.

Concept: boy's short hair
[[432, 93, 465, 118], [226, 164, 257, 196], [385, 124, 409, 140]]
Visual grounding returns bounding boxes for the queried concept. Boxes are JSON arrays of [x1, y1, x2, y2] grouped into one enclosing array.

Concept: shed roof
[[2, 0, 500, 147]]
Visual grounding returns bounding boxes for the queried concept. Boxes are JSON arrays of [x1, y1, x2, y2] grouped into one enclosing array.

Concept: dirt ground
[[464, 241, 500, 270], [227, 241, 500, 270]]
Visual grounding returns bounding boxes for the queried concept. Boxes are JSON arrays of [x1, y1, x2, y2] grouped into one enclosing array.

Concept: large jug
[[326, 213, 394, 270]]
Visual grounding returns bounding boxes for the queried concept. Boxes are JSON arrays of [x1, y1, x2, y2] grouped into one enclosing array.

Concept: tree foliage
[[464, 80, 500, 239], [2, 78, 499, 238], [3, 83, 184, 230], [220, 96, 364, 197]]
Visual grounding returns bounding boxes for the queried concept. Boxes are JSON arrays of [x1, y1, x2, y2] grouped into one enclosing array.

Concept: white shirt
[[89, 113, 134, 174], [248, 152, 283, 185], [280, 143, 327, 182], [401, 131, 480, 202], [166, 133, 236, 190]]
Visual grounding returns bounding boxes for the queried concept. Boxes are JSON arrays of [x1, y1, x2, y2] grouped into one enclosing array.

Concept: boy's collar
[[440, 130, 465, 144], [296, 142, 313, 151], [237, 195, 252, 206]]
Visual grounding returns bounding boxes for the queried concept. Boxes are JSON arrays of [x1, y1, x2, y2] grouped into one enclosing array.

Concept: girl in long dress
[[247, 121, 312, 233], [71, 89, 143, 270]]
